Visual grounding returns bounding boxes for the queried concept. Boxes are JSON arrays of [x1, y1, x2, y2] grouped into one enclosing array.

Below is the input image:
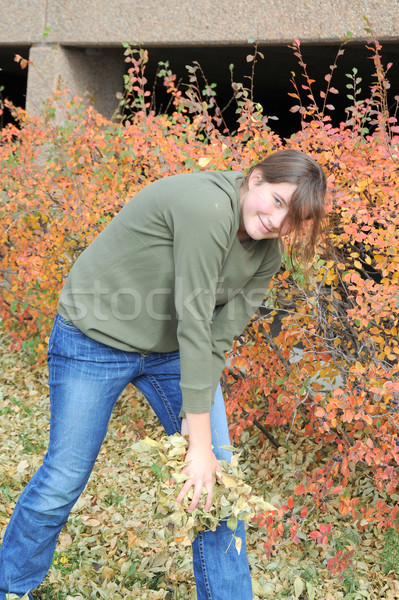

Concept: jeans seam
[[146, 375, 181, 433], [139, 354, 146, 376], [197, 530, 213, 599]]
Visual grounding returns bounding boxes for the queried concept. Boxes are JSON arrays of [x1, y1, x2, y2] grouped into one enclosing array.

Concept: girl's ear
[[248, 168, 264, 189]]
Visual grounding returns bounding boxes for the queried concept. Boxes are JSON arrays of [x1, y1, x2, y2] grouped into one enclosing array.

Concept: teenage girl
[[0, 149, 326, 600]]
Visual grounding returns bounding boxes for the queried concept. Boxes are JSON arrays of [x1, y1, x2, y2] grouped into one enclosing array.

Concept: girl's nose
[[270, 212, 285, 231]]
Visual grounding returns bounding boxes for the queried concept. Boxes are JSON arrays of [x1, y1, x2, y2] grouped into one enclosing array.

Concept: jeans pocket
[[58, 315, 81, 331]]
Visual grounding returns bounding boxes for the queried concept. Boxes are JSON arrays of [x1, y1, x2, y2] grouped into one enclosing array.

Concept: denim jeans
[[0, 315, 252, 599]]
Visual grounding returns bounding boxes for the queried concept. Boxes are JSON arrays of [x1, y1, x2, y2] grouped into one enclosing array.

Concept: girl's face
[[238, 170, 297, 242]]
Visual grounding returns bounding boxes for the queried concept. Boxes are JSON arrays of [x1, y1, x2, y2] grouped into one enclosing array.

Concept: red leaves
[[327, 548, 355, 575], [309, 522, 332, 545]]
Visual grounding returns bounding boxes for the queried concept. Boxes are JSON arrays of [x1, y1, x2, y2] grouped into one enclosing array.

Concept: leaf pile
[[130, 434, 277, 549]]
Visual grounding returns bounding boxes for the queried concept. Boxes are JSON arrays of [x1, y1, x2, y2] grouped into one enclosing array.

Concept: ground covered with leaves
[[1, 335, 399, 600]]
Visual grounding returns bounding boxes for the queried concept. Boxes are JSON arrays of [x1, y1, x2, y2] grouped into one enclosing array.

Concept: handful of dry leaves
[[130, 434, 277, 552]]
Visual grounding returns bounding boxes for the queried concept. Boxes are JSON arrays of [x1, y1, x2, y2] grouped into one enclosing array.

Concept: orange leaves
[[338, 495, 359, 517], [294, 483, 306, 495], [342, 409, 355, 424], [14, 53, 33, 70], [1, 48, 399, 545], [314, 406, 326, 419]]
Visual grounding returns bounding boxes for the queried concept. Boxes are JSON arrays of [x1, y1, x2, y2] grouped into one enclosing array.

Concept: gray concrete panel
[[0, 0, 47, 44], [25, 45, 72, 116], [35, 0, 399, 45], [1, 0, 398, 46], [26, 45, 124, 120], [62, 47, 125, 118]]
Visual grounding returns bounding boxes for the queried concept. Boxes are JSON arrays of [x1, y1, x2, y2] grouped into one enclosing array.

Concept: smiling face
[[238, 169, 297, 242]]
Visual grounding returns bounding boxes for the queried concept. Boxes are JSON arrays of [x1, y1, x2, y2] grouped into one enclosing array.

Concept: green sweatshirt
[[58, 171, 281, 415]]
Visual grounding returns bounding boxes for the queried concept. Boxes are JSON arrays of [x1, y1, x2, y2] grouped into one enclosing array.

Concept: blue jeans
[[0, 315, 252, 599]]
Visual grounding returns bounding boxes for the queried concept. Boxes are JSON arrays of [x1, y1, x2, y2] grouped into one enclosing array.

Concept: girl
[[0, 149, 326, 600]]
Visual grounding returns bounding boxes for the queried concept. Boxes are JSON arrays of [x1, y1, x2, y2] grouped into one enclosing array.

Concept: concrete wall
[[25, 45, 124, 118], [1, 0, 398, 117], [2, 0, 399, 45]]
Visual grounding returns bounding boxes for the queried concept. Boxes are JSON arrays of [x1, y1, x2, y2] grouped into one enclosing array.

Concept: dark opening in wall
[[0, 46, 29, 126], [133, 42, 399, 139], [1, 41, 398, 139]]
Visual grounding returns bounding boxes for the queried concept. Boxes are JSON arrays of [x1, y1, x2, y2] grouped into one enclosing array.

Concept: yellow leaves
[[355, 361, 364, 374], [127, 530, 137, 548], [141, 436, 162, 448], [220, 473, 238, 488], [324, 271, 336, 286], [198, 157, 211, 168], [130, 433, 278, 547]]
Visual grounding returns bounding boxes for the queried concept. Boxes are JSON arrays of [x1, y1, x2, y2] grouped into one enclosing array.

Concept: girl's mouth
[[258, 216, 270, 233]]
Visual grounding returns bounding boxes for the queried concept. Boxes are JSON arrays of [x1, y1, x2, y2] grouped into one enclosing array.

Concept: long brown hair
[[242, 149, 327, 265]]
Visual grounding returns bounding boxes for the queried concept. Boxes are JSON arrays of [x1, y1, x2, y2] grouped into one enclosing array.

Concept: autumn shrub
[[224, 37, 399, 565], [1, 34, 399, 576]]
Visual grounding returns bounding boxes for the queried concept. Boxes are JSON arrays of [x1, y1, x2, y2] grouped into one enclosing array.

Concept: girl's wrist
[[185, 412, 212, 449]]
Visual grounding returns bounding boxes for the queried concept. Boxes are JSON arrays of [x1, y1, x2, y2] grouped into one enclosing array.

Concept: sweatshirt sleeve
[[210, 239, 282, 404], [164, 189, 234, 416]]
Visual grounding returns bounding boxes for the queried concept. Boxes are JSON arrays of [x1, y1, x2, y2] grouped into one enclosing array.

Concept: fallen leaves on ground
[[1, 335, 399, 599]]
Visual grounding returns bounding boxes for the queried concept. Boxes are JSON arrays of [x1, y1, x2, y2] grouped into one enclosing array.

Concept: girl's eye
[[274, 197, 282, 207]]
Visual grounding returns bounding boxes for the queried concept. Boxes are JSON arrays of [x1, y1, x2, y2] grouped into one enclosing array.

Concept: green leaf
[[227, 514, 238, 530], [151, 464, 162, 477], [294, 576, 305, 598], [306, 581, 316, 600]]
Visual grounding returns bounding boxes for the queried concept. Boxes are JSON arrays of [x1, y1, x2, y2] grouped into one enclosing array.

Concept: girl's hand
[[177, 412, 219, 512], [176, 444, 220, 512]]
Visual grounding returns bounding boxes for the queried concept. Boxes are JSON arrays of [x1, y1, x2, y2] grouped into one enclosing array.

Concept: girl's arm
[[177, 413, 220, 512], [176, 245, 281, 512]]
